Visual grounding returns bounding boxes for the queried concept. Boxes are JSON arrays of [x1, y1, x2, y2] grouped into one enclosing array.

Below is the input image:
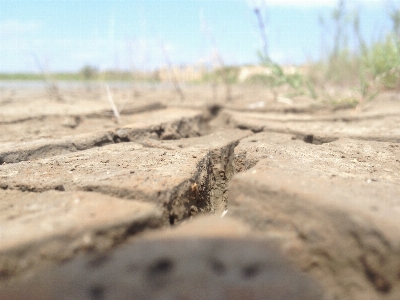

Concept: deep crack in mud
[[0, 105, 252, 285]]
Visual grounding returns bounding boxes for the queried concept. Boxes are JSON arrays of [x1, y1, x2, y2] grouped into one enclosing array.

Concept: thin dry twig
[[105, 84, 121, 123], [126, 40, 140, 106], [251, 0, 269, 58], [201, 13, 232, 102], [159, 39, 185, 102], [32, 53, 64, 102]]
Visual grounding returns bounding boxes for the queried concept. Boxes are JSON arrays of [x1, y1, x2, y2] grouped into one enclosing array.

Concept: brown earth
[[0, 82, 399, 299]]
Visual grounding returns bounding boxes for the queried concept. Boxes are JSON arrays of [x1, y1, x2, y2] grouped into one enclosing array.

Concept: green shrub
[[201, 66, 240, 84], [80, 65, 98, 81], [362, 34, 400, 89]]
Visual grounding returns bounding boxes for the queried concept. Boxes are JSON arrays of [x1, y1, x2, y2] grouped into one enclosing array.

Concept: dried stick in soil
[[251, 0, 269, 59], [201, 15, 232, 102], [32, 53, 64, 102], [105, 84, 121, 123], [159, 40, 185, 102]]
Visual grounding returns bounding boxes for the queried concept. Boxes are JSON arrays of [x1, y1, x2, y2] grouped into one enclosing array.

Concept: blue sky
[[0, 0, 395, 73]]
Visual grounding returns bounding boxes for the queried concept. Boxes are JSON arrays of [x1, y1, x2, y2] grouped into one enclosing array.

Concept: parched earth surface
[[0, 82, 399, 299]]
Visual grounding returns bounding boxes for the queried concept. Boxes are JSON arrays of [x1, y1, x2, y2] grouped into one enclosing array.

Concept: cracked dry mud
[[0, 84, 399, 299]]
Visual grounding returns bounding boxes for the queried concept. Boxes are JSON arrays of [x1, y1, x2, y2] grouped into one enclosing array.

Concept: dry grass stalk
[[201, 14, 232, 102], [211, 82, 218, 102], [126, 40, 140, 105], [32, 53, 64, 102], [159, 40, 185, 102], [105, 84, 121, 123], [251, 0, 269, 58]]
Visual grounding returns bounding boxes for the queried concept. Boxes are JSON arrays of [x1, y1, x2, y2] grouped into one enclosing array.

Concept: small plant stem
[[214, 51, 232, 102], [127, 40, 140, 104], [32, 53, 64, 102], [105, 84, 121, 123], [159, 40, 185, 102], [212, 81, 218, 102], [251, 0, 269, 59], [331, 0, 346, 60], [201, 15, 231, 101]]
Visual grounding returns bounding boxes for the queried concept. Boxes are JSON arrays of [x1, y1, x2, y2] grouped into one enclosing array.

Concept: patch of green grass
[[201, 66, 240, 84], [250, 2, 317, 99], [363, 34, 400, 89], [248, 0, 400, 105], [329, 97, 360, 108], [255, 55, 317, 99], [0, 73, 45, 80], [262, 60, 304, 90], [316, 1, 400, 102], [0, 71, 158, 82]]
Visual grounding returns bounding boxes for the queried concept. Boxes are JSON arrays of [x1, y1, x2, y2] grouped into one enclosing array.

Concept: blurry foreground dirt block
[[229, 157, 400, 300], [0, 217, 322, 300]]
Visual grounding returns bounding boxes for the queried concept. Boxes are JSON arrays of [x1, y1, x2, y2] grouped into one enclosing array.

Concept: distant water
[[0, 80, 175, 90]]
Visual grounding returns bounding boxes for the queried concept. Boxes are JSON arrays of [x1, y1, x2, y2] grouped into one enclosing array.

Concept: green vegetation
[[196, 0, 400, 105], [363, 35, 400, 89], [246, 0, 400, 104], [0, 69, 154, 82], [201, 66, 240, 84], [258, 55, 312, 95], [80, 65, 98, 81], [318, 1, 400, 103], [245, 1, 317, 99], [0, 73, 47, 80], [316, 0, 400, 101]]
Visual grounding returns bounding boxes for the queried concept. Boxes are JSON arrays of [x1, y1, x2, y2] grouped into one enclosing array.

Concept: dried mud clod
[[0, 239, 323, 300], [0, 111, 206, 165]]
